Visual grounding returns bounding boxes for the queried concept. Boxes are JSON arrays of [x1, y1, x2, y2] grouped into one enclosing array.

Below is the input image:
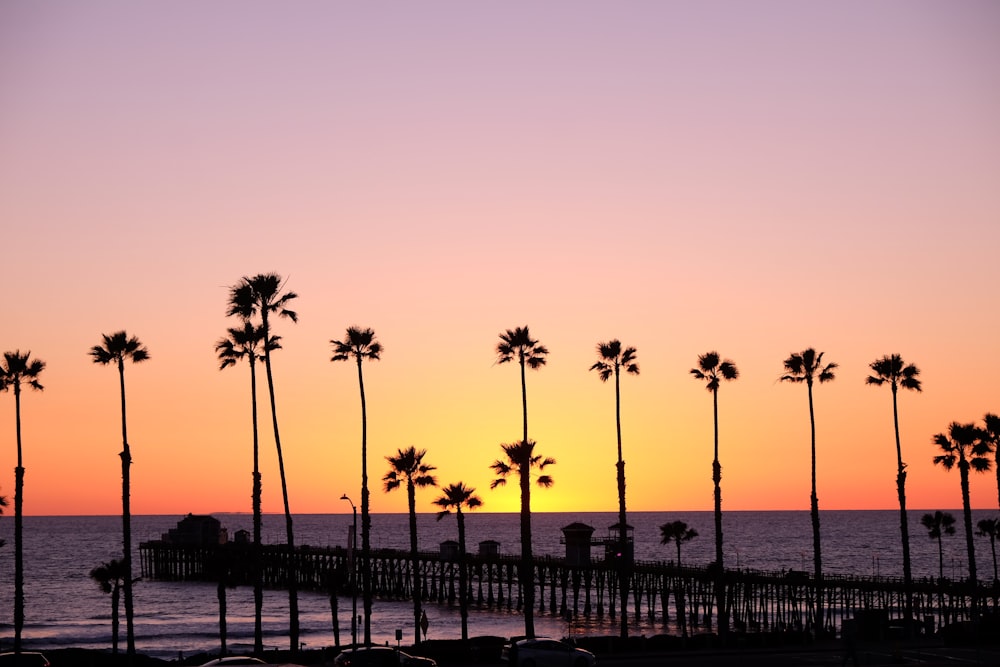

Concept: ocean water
[[1, 510, 998, 659]]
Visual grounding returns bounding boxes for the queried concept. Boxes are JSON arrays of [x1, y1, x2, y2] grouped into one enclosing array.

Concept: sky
[[1, 1, 998, 517]]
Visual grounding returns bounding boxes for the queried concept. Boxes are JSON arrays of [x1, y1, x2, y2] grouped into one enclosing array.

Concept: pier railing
[[139, 540, 998, 637]]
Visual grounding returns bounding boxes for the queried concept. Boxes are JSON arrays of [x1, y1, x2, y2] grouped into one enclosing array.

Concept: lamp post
[[340, 494, 358, 647]]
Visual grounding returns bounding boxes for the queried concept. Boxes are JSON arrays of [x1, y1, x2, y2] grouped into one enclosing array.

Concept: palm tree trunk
[[218, 581, 228, 655], [712, 388, 728, 636], [13, 386, 24, 654], [357, 358, 372, 646], [249, 357, 263, 654], [958, 461, 978, 585], [615, 369, 629, 641], [807, 381, 823, 634], [408, 482, 422, 645], [458, 509, 469, 642], [118, 361, 136, 659], [112, 584, 121, 655], [891, 385, 914, 633], [262, 325, 298, 651], [520, 462, 535, 638]]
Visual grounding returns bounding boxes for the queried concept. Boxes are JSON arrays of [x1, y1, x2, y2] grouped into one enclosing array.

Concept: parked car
[[500, 638, 596, 667], [0, 652, 51, 667], [333, 646, 436, 667], [200, 658, 267, 666]]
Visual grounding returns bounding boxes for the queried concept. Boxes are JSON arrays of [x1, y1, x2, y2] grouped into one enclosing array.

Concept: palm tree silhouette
[[384, 446, 437, 644], [920, 511, 956, 580], [227, 273, 299, 650], [983, 413, 1000, 510], [976, 518, 999, 581], [1, 350, 45, 655], [490, 439, 554, 638], [496, 326, 548, 445], [590, 339, 639, 640], [932, 421, 992, 585], [690, 351, 738, 634], [659, 520, 699, 569], [433, 482, 483, 642], [216, 320, 270, 653], [90, 559, 127, 655], [780, 347, 836, 634], [90, 331, 148, 658], [866, 354, 921, 632], [0, 492, 8, 548], [331, 326, 382, 645]]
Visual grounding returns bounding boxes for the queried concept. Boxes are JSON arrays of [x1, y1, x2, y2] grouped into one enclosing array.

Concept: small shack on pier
[[560, 522, 596, 565], [161, 514, 228, 546]]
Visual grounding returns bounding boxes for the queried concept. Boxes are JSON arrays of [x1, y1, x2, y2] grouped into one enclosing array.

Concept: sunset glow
[[1, 1, 998, 517]]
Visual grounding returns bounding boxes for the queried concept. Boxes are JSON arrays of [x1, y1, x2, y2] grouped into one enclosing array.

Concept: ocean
[[1, 510, 998, 659]]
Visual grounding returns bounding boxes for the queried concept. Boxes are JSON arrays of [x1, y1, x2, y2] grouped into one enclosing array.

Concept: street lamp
[[340, 494, 358, 647]]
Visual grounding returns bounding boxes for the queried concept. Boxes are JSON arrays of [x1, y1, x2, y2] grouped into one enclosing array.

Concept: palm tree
[[90, 559, 127, 655], [865, 354, 921, 632], [490, 439, 555, 638], [932, 421, 992, 585], [496, 326, 548, 445], [331, 326, 382, 645], [984, 413, 1000, 510], [227, 273, 299, 650], [0, 350, 45, 655], [433, 482, 483, 642], [590, 339, 639, 640], [921, 511, 956, 580], [90, 331, 148, 658], [659, 520, 699, 569], [780, 347, 836, 634], [0, 492, 8, 548], [383, 446, 437, 644], [976, 518, 999, 581], [216, 320, 270, 653], [690, 351, 738, 634]]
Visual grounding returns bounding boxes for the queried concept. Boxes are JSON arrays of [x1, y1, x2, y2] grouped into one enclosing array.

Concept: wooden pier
[[140, 540, 998, 637]]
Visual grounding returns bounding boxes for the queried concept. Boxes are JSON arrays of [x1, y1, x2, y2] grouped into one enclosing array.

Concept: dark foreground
[[35, 631, 1000, 667]]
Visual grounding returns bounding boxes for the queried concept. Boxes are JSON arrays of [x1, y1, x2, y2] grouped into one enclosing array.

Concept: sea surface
[[1, 510, 998, 659]]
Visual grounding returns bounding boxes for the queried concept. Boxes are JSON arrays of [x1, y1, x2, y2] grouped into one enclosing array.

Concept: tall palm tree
[[490, 439, 555, 638], [384, 446, 437, 644], [433, 482, 483, 642], [690, 351, 738, 634], [976, 518, 999, 581], [659, 520, 699, 569], [590, 339, 639, 640], [216, 321, 270, 653], [921, 511, 956, 580], [227, 273, 299, 650], [983, 413, 1000, 510], [932, 421, 992, 585], [496, 326, 548, 445], [865, 354, 921, 632], [331, 326, 382, 645], [1, 350, 45, 655], [90, 558, 127, 655], [90, 331, 148, 658], [780, 347, 836, 634]]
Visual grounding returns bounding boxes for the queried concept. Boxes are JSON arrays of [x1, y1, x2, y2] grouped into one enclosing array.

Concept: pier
[[139, 539, 998, 638]]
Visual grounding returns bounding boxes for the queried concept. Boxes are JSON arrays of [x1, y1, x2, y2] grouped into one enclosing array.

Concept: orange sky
[[1, 1, 998, 516]]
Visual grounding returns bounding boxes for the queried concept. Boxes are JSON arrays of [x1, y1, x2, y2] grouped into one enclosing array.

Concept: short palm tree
[[866, 354, 921, 631], [331, 326, 382, 645], [660, 520, 699, 569], [590, 339, 639, 640], [780, 347, 836, 634], [1, 350, 45, 655], [216, 320, 270, 653], [90, 331, 148, 658], [932, 421, 992, 585], [984, 413, 1000, 510], [490, 439, 554, 638], [384, 446, 437, 644], [921, 511, 956, 580], [976, 518, 999, 581], [433, 482, 483, 642], [90, 558, 127, 655], [496, 326, 548, 445], [228, 273, 299, 650]]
